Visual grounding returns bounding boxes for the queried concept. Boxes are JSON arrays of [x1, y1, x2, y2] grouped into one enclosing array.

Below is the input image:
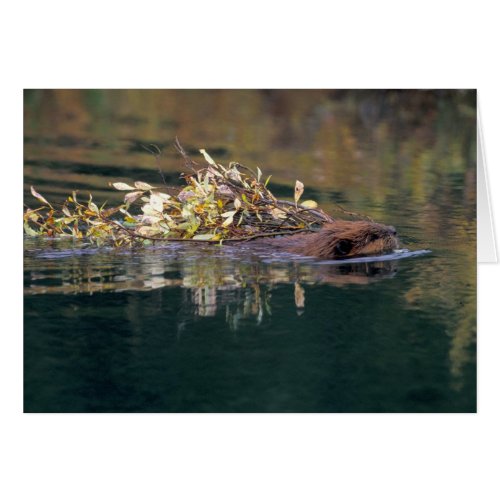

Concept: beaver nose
[[388, 226, 397, 236]]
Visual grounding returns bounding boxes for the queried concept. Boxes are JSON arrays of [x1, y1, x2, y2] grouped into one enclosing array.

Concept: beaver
[[268, 220, 399, 259]]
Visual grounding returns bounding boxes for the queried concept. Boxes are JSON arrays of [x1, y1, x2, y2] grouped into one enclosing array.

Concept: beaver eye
[[334, 239, 352, 256], [370, 234, 379, 242]]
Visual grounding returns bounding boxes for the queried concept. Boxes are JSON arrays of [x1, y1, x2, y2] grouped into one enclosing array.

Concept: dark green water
[[24, 90, 476, 412]]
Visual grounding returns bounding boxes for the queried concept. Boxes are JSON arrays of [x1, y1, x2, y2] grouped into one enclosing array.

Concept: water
[[23, 90, 476, 412]]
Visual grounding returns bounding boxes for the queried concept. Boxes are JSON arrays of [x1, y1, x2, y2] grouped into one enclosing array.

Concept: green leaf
[[192, 233, 215, 241], [24, 222, 38, 236]]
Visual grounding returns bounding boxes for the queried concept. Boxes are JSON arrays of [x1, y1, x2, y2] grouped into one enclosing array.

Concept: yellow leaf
[[301, 200, 318, 209], [137, 226, 161, 237]]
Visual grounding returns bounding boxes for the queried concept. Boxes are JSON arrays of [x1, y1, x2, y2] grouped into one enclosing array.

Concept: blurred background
[[23, 90, 475, 200]]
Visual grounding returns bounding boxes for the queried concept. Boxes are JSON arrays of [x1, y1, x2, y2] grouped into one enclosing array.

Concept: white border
[[3, 2, 499, 499]]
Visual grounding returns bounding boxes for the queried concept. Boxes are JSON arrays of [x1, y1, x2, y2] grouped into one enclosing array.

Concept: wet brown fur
[[269, 220, 399, 259]]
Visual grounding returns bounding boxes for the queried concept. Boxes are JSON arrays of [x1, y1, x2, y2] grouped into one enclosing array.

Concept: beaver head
[[273, 220, 399, 259]]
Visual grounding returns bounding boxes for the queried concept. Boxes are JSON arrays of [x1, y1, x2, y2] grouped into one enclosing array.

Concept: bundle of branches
[[24, 143, 338, 247]]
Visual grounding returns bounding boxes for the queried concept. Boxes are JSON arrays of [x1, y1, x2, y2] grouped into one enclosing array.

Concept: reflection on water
[[26, 239, 427, 328], [24, 239, 427, 297], [23, 90, 476, 412]]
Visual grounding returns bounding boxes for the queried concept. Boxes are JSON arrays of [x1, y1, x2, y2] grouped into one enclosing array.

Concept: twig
[[174, 136, 198, 173], [331, 202, 373, 222], [142, 143, 168, 186], [275, 200, 334, 223]]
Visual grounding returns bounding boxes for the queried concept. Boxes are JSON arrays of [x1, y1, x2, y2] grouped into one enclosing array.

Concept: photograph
[[23, 89, 477, 412]]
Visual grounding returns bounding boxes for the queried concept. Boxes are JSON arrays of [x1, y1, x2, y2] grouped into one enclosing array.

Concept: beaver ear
[[334, 239, 353, 256]]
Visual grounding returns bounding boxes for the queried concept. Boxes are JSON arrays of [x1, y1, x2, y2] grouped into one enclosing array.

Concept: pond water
[[23, 90, 476, 412]]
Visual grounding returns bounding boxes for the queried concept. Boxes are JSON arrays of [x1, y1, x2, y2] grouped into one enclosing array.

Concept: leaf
[[30, 186, 52, 208], [192, 233, 215, 241], [119, 207, 135, 219], [62, 206, 72, 217], [203, 172, 210, 194], [124, 191, 144, 204], [139, 215, 162, 224], [142, 204, 160, 216], [222, 215, 234, 227], [137, 226, 161, 237], [234, 198, 242, 210], [24, 222, 38, 236], [221, 210, 236, 227], [157, 192, 172, 202], [88, 194, 99, 214], [181, 205, 195, 219], [270, 208, 287, 220], [256, 166, 262, 183], [208, 165, 224, 178], [199, 149, 216, 166], [264, 175, 272, 187], [112, 182, 136, 191], [135, 181, 155, 190], [294, 180, 304, 205], [301, 200, 318, 209], [27, 211, 40, 222], [149, 193, 164, 212]]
